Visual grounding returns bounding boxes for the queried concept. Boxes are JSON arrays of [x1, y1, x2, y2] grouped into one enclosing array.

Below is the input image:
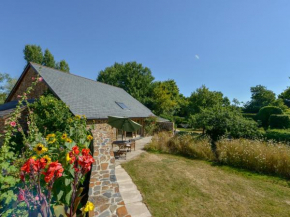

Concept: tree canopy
[[23, 45, 43, 65], [190, 105, 259, 159], [56, 60, 70, 73], [23, 44, 70, 73], [97, 62, 155, 104], [244, 85, 276, 113], [188, 85, 228, 114], [149, 80, 180, 116], [0, 73, 16, 104], [42, 49, 56, 68]]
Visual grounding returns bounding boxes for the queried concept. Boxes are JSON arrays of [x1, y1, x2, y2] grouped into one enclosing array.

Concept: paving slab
[[125, 202, 152, 217], [114, 137, 152, 217]]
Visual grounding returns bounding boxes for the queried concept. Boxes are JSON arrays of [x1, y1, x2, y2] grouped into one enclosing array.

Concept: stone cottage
[[0, 62, 166, 217]]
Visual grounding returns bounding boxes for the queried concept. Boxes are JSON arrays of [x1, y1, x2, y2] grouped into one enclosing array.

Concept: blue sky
[[1, 1, 290, 103]]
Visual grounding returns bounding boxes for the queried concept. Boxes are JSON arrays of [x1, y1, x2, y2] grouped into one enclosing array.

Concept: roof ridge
[[30, 62, 124, 90]]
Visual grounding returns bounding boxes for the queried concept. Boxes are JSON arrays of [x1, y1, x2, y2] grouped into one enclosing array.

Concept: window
[[116, 102, 130, 110]]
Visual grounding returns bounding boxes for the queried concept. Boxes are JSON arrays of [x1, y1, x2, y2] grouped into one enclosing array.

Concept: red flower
[[10, 121, 16, 127], [43, 161, 64, 183], [21, 158, 36, 173], [39, 158, 47, 169], [78, 154, 95, 173], [72, 146, 80, 155], [20, 171, 25, 181], [82, 148, 90, 156], [18, 189, 25, 201]]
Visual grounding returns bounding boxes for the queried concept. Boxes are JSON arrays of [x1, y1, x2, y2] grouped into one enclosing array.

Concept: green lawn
[[122, 152, 290, 217]]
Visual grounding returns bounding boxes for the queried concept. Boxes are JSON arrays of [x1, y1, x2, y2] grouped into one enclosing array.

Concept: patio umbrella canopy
[[108, 116, 142, 132]]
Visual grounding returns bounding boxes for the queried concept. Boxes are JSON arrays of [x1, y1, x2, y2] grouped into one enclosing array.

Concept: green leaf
[[57, 190, 64, 201], [64, 142, 73, 149], [53, 205, 67, 217], [65, 189, 73, 205], [65, 178, 71, 187]]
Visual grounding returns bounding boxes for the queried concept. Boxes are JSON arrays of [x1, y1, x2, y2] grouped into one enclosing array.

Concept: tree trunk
[[210, 140, 219, 161]]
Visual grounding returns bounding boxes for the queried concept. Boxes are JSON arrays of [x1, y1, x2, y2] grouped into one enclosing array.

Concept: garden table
[[112, 140, 132, 150]]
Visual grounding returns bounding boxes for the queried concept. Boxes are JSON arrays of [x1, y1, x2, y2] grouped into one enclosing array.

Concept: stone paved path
[[114, 137, 152, 217], [114, 136, 152, 166]]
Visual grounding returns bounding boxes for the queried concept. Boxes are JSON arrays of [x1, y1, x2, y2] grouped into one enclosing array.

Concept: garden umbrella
[[108, 116, 142, 140]]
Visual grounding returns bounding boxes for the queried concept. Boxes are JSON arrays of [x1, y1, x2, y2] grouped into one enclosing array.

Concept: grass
[[122, 152, 290, 217], [177, 128, 193, 132], [145, 132, 290, 178]]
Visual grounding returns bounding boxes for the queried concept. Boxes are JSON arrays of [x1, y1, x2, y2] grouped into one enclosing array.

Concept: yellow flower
[[66, 138, 72, 143], [87, 135, 93, 141], [61, 133, 67, 140], [33, 143, 48, 155], [46, 134, 56, 144], [75, 115, 81, 120], [66, 153, 71, 162], [81, 201, 94, 213], [43, 155, 51, 164], [31, 156, 37, 160]]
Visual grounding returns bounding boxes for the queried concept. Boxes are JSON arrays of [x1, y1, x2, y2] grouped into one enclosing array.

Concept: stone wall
[[8, 67, 48, 102], [88, 121, 130, 217]]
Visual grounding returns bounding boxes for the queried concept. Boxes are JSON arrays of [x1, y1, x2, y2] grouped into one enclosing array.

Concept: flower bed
[[0, 76, 96, 216]]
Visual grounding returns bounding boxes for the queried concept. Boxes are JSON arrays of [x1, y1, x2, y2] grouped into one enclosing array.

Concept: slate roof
[[29, 63, 154, 119], [0, 100, 34, 117]]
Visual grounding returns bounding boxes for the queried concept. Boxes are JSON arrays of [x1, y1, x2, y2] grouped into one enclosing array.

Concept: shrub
[[31, 94, 72, 133], [257, 106, 283, 127], [144, 116, 158, 136], [173, 116, 187, 127], [265, 129, 290, 142], [0, 79, 94, 216], [269, 114, 290, 129], [242, 113, 257, 121]]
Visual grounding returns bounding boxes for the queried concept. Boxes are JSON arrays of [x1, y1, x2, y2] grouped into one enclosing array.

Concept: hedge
[[257, 106, 283, 127], [269, 114, 290, 129], [264, 129, 290, 142], [242, 113, 257, 121]]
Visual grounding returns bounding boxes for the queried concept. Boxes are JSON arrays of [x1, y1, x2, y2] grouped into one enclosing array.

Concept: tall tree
[[42, 49, 56, 68], [23, 44, 70, 73], [56, 60, 70, 73], [278, 84, 290, 107], [188, 85, 226, 114], [97, 62, 155, 104], [23, 45, 43, 65], [0, 73, 16, 104], [190, 105, 258, 160], [150, 80, 180, 116], [244, 85, 276, 113]]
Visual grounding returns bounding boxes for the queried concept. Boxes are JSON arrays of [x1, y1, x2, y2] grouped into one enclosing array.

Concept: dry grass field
[[122, 152, 290, 217]]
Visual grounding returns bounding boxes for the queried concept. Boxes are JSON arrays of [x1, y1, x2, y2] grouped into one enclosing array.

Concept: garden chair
[[116, 144, 127, 159], [127, 139, 136, 152]]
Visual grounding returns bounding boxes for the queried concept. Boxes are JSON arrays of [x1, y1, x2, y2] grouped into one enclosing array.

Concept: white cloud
[[195, 54, 200, 60]]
